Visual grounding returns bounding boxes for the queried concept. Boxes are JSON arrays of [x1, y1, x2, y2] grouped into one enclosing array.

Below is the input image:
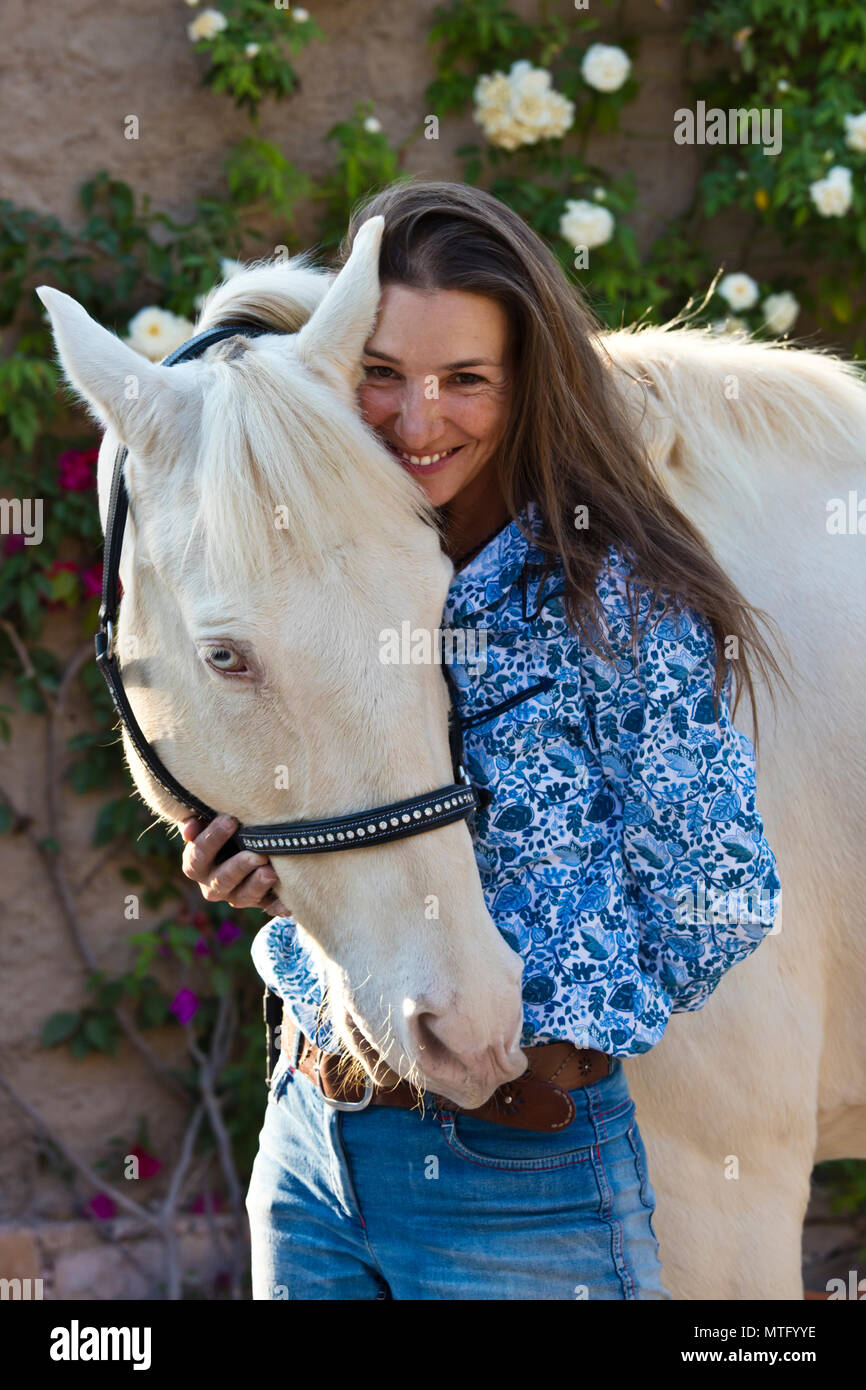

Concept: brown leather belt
[[279, 1010, 610, 1133]]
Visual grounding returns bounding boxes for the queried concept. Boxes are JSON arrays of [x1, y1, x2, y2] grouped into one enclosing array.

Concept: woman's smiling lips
[[382, 439, 466, 476]]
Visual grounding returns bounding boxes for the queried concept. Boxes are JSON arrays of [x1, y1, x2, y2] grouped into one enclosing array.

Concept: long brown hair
[[338, 178, 791, 754]]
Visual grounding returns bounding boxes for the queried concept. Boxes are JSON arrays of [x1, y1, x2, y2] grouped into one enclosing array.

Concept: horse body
[[605, 325, 866, 1296], [39, 244, 866, 1297]]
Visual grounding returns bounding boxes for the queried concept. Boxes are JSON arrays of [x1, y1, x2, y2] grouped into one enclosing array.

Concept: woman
[[180, 180, 783, 1300]]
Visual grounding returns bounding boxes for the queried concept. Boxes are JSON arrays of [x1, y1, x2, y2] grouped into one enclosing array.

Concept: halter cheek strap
[[95, 321, 478, 859]]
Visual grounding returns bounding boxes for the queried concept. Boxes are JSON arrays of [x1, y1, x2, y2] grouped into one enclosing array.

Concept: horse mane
[[195, 249, 335, 335], [178, 255, 435, 589], [602, 322, 866, 507]]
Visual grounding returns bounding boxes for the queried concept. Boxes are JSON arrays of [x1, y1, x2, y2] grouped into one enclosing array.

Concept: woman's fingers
[[180, 814, 277, 904], [221, 867, 281, 910]]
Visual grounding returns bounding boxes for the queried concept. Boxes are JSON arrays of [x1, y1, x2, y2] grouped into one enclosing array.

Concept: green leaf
[[42, 1012, 81, 1047], [830, 286, 852, 322], [210, 965, 232, 996], [82, 1014, 115, 1052]]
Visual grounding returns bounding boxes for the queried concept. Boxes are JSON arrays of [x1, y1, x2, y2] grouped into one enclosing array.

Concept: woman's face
[[358, 284, 513, 509]]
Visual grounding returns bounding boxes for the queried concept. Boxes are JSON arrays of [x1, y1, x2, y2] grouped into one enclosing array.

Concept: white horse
[[39, 227, 866, 1299], [606, 324, 866, 1298]]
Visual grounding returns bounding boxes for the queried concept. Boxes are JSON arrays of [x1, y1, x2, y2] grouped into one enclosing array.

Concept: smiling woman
[[361, 283, 511, 492], [339, 181, 783, 739], [177, 178, 785, 1302]]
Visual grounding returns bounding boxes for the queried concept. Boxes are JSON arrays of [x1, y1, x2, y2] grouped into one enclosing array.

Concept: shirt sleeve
[[584, 547, 781, 1013]]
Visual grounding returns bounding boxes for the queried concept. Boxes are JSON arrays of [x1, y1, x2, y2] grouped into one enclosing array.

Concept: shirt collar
[[442, 500, 562, 626]]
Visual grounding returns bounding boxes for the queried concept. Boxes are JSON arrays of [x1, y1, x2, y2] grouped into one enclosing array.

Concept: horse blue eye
[[207, 647, 245, 671]]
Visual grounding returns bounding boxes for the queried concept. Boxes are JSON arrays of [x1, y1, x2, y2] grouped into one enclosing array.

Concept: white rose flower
[[559, 199, 615, 250], [363, 116, 382, 133], [581, 43, 631, 94], [592, 186, 607, 200], [776, 78, 789, 91], [474, 62, 574, 149], [718, 272, 759, 311], [809, 164, 853, 217], [508, 59, 552, 97], [843, 112, 866, 153], [245, 43, 259, 58], [184, 0, 200, 7], [126, 308, 195, 362], [761, 291, 799, 335], [293, 7, 310, 20], [487, 120, 525, 152], [474, 72, 511, 117], [187, 9, 228, 42], [539, 92, 574, 139]]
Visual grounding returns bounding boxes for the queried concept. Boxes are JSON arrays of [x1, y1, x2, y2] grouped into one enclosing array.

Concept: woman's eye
[[363, 364, 395, 379], [362, 364, 484, 386], [204, 646, 248, 673]]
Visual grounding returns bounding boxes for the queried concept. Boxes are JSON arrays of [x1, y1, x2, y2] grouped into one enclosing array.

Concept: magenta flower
[[170, 988, 199, 1024], [128, 1145, 161, 1179], [3, 532, 26, 557], [58, 447, 98, 492], [87, 1192, 117, 1220], [80, 562, 103, 598], [216, 918, 241, 946], [194, 934, 212, 957], [191, 1191, 225, 1214]]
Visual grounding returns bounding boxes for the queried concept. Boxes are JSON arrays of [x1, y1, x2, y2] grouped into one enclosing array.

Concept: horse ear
[[35, 286, 188, 455], [294, 216, 384, 393]]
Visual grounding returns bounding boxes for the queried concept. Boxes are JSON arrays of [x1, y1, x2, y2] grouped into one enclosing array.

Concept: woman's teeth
[[392, 444, 462, 467]]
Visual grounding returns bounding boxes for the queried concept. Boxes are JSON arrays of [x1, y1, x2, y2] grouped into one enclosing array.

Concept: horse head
[[38, 217, 525, 1109]]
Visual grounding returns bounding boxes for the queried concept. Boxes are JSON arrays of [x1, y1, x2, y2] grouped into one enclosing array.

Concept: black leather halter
[[94, 320, 478, 861]]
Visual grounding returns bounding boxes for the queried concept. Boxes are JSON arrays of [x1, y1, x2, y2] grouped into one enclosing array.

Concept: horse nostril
[[414, 1012, 443, 1047], [411, 1011, 455, 1069]]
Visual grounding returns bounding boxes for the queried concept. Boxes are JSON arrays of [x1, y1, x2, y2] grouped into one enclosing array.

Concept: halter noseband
[[95, 320, 478, 861]]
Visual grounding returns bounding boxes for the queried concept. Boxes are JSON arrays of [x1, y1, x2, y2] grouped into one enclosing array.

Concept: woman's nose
[[394, 383, 444, 443]]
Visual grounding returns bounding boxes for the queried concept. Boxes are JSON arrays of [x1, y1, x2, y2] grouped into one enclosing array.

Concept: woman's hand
[[180, 815, 288, 914]]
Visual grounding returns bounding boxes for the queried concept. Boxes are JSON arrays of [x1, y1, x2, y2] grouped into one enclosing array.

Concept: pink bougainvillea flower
[[191, 1191, 225, 1214], [128, 1145, 161, 1179], [58, 447, 99, 492], [216, 918, 241, 947], [87, 1192, 117, 1220], [3, 532, 26, 557], [194, 934, 211, 957], [170, 988, 199, 1025], [80, 562, 103, 598]]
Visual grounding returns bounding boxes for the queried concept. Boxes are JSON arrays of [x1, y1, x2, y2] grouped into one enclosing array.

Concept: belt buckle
[[314, 1056, 375, 1111]]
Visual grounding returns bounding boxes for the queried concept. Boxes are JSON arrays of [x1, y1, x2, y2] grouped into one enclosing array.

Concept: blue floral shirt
[[251, 505, 781, 1057]]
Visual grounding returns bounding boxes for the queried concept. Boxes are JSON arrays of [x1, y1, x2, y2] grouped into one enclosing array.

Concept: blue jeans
[[245, 1033, 672, 1300]]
